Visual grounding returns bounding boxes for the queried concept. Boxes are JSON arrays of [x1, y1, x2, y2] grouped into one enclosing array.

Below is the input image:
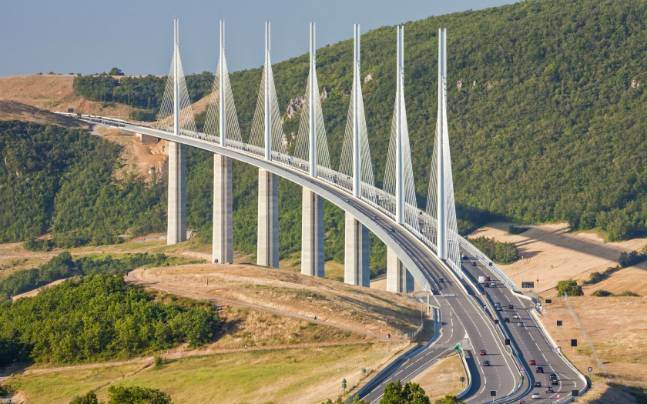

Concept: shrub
[[70, 391, 99, 404], [468, 237, 520, 264], [591, 290, 613, 297], [23, 238, 55, 251], [617, 291, 640, 297], [381, 381, 430, 404], [557, 280, 583, 297], [108, 385, 171, 404], [619, 250, 647, 268]]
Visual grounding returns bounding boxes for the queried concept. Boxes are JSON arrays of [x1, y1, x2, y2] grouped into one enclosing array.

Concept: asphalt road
[[463, 259, 588, 402]]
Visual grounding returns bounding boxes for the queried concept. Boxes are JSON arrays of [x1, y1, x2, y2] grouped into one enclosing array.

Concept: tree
[[109, 67, 125, 76], [381, 381, 430, 404], [70, 391, 99, 404], [556, 280, 583, 297]]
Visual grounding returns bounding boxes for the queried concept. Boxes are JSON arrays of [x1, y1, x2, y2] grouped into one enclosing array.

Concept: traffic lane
[[473, 265, 584, 400]]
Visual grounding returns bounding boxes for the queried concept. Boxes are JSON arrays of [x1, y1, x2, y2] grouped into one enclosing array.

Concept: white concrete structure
[[301, 23, 325, 277], [167, 20, 186, 245], [212, 20, 234, 264], [257, 168, 279, 267]]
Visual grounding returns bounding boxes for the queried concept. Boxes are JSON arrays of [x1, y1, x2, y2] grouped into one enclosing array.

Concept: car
[[504, 317, 511, 323], [531, 393, 541, 399], [551, 379, 559, 386], [488, 262, 493, 267], [549, 373, 558, 380], [517, 321, 523, 327], [490, 281, 497, 288], [529, 359, 536, 366], [534, 381, 542, 387], [479, 349, 487, 356], [508, 304, 514, 309], [462, 255, 469, 260], [482, 360, 490, 366], [472, 261, 477, 267], [536, 366, 544, 373], [546, 387, 554, 393]]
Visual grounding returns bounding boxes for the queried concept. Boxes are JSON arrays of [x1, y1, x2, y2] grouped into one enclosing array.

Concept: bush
[[619, 250, 647, 268], [617, 291, 640, 297], [556, 280, 583, 297], [130, 110, 157, 122], [108, 385, 171, 404], [591, 290, 613, 297], [70, 391, 99, 404], [583, 266, 621, 285]]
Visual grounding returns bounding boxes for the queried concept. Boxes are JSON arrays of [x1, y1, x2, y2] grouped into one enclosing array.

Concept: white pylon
[[395, 26, 404, 224], [264, 22, 271, 160], [352, 24, 361, 197], [436, 28, 447, 260], [308, 22, 317, 177], [219, 20, 225, 146]]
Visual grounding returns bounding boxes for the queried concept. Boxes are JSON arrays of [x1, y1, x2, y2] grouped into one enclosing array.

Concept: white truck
[[478, 275, 489, 284]]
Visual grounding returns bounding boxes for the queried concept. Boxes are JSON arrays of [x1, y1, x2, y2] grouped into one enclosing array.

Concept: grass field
[[412, 353, 466, 401], [7, 343, 405, 404]]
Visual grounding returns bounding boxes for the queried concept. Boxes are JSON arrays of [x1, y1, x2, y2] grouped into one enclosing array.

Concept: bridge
[[68, 19, 588, 403]]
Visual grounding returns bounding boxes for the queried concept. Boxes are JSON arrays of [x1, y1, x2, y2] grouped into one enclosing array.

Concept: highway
[[463, 259, 588, 402], [73, 115, 585, 403]]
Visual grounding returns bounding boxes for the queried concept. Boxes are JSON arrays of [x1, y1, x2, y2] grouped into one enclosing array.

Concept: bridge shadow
[[486, 222, 643, 264]]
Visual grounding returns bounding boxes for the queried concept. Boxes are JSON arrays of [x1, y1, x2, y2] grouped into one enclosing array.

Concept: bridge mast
[[352, 24, 361, 197], [436, 28, 447, 260], [264, 22, 271, 161], [219, 20, 226, 147], [308, 23, 317, 177], [395, 26, 404, 224]]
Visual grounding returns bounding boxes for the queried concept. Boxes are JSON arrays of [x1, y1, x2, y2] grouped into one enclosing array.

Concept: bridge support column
[[344, 213, 370, 286], [386, 247, 413, 293], [166, 141, 186, 245], [300, 188, 324, 277], [212, 154, 233, 264], [257, 168, 279, 267]]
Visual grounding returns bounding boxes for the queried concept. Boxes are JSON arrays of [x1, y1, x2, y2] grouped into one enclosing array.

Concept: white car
[[531, 393, 541, 399]]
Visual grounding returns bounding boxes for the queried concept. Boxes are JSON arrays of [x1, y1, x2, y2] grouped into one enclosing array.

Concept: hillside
[[0, 75, 136, 119], [0, 101, 83, 127]]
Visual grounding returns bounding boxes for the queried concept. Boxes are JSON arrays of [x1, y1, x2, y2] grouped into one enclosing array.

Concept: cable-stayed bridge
[[67, 19, 588, 403]]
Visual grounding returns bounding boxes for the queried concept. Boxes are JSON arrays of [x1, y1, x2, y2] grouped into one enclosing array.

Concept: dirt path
[[126, 267, 396, 341]]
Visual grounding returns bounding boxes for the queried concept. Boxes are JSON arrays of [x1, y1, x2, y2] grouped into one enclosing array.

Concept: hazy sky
[[0, 0, 518, 76]]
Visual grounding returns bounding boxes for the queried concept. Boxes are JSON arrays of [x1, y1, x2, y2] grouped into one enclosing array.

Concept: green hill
[[2, 0, 645, 271]]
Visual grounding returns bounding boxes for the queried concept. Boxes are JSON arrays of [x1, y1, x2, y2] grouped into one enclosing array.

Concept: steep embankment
[[0, 101, 83, 127]]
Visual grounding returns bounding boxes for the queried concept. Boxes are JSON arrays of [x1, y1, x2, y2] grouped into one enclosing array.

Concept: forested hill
[[73, 0, 646, 241]]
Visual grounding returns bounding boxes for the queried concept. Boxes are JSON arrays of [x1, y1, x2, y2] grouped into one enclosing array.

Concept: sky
[[0, 0, 518, 77]]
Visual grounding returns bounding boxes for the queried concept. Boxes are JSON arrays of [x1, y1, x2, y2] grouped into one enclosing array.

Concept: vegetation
[[70, 391, 99, 404], [381, 381, 430, 404], [0, 274, 219, 365], [583, 265, 622, 285], [619, 249, 647, 268], [591, 289, 613, 297], [0, 252, 177, 300], [468, 236, 520, 264], [435, 396, 464, 404], [556, 280, 583, 297], [507, 225, 528, 235], [0, 121, 165, 246], [107, 385, 172, 404]]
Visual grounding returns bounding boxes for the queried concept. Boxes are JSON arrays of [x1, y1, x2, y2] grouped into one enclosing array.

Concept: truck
[[478, 275, 490, 284]]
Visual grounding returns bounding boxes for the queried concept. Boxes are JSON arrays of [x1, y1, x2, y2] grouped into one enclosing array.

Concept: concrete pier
[[167, 140, 186, 244], [386, 247, 413, 293], [344, 213, 370, 286], [257, 168, 279, 267], [300, 188, 324, 277], [212, 154, 233, 264]]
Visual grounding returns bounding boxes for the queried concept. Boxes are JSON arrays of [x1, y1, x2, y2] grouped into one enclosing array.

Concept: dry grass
[[7, 343, 405, 404], [412, 353, 466, 401], [0, 75, 135, 118], [127, 263, 423, 340], [540, 296, 647, 402], [471, 222, 647, 294], [0, 100, 83, 127]]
